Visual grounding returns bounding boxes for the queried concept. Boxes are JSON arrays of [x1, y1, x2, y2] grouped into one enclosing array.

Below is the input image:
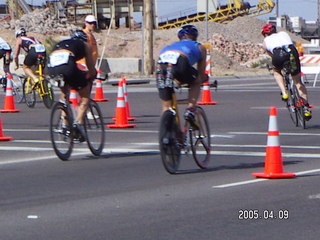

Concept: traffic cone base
[[252, 107, 295, 179], [107, 123, 136, 128], [0, 118, 13, 141]]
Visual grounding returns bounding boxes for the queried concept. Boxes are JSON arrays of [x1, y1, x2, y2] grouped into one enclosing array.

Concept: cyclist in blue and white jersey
[[156, 24, 208, 123]]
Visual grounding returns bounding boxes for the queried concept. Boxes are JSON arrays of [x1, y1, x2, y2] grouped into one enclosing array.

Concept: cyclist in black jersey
[[13, 28, 46, 83], [48, 29, 97, 135]]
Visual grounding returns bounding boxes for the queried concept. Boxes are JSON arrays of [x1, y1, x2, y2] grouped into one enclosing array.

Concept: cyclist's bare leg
[[161, 99, 172, 112], [188, 77, 201, 107], [273, 70, 288, 96], [292, 73, 308, 102], [23, 65, 38, 81], [76, 83, 91, 124]]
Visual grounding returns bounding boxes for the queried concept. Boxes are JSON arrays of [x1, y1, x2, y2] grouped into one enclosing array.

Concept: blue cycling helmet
[[70, 29, 88, 42], [177, 24, 198, 39]]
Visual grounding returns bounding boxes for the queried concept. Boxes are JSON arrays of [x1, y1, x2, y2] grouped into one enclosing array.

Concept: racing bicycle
[[23, 54, 54, 109], [49, 75, 105, 161], [282, 61, 308, 129], [158, 76, 211, 174]]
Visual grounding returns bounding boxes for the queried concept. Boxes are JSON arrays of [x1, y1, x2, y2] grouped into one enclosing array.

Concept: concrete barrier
[[98, 58, 142, 74]]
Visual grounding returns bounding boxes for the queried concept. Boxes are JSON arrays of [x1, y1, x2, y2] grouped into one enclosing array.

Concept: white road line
[[4, 129, 159, 133], [213, 168, 320, 189], [229, 131, 320, 136]]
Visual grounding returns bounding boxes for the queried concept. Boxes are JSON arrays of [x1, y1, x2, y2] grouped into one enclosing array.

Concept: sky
[[0, 0, 318, 22]]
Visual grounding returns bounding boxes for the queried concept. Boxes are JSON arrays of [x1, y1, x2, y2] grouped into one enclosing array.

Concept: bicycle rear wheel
[[292, 85, 306, 129], [23, 78, 36, 108], [40, 79, 55, 109], [11, 74, 24, 103], [189, 106, 211, 169], [84, 100, 105, 156], [159, 109, 181, 174], [50, 102, 74, 160]]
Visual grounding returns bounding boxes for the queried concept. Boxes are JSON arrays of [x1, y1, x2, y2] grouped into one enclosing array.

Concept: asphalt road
[[0, 75, 320, 239]]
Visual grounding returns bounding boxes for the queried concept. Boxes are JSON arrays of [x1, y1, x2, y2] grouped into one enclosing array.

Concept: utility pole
[[276, 0, 279, 17], [143, 0, 154, 75]]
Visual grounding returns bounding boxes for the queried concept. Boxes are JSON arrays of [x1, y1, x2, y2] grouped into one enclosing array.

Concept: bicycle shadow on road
[[80, 150, 159, 161]]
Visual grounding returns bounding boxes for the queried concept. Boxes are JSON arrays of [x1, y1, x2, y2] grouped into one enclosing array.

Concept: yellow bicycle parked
[[22, 54, 54, 109]]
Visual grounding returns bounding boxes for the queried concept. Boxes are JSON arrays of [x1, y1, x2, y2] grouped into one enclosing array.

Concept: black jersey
[[53, 39, 86, 61]]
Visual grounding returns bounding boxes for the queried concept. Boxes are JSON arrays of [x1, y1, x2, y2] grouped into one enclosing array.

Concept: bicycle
[[0, 73, 24, 103], [282, 61, 308, 129], [49, 75, 105, 161], [158, 80, 211, 174], [22, 54, 54, 109]]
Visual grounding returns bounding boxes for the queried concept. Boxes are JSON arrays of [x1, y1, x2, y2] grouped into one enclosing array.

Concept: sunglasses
[[86, 22, 96, 25]]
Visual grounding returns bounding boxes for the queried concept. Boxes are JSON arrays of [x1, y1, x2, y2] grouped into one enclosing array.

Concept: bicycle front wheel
[[159, 109, 181, 174], [50, 102, 74, 160], [23, 78, 36, 108], [11, 74, 24, 103], [40, 79, 55, 109], [84, 100, 105, 156], [189, 106, 211, 169]]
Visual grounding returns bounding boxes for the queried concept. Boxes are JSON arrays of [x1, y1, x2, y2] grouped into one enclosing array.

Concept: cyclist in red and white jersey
[[261, 24, 311, 120], [13, 28, 46, 84]]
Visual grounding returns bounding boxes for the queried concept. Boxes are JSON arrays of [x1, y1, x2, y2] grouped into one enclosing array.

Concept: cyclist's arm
[[13, 39, 22, 69], [84, 42, 97, 78], [197, 44, 208, 82]]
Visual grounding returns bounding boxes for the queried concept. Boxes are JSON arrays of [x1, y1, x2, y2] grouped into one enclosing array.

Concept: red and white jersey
[[20, 36, 41, 52], [263, 31, 293, 53]]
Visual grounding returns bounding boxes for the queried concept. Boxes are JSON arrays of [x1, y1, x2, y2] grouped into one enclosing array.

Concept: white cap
[[85, 15, 97, 23]]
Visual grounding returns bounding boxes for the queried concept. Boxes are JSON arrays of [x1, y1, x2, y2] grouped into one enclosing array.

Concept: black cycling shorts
[[156, 55, 198, 101], [47, 56, 89, 90], [24, 46, 46, 67], [272, 45, 301, 75]]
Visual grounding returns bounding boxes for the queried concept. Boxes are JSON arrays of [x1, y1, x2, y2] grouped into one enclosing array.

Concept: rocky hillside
[[0, 9, 309, 76]]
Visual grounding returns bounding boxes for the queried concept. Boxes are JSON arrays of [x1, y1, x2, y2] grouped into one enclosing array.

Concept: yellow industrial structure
[[158, 0, 275, 29]]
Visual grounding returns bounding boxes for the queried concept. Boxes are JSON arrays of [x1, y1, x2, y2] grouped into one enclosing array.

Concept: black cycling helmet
[[177, 24, 198, 39], [15, 28, 27, 38], [261, 24, 277, 35], [70, 29, 88, 42]]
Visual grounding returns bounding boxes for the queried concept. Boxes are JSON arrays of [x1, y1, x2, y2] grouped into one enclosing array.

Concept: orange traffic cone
[[69, 89, 78, 109], [0, 74, 20, 113], [93, 79, 109, 102], [252, 107, 295, 179], [0, 117, 13, 141], [107, 79, 136, 128], [121, 77, 135, 121], [197, 82, 217, 105]]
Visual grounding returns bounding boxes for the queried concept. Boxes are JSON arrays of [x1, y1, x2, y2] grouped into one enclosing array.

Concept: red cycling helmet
[[261, 24, 276, 35]]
